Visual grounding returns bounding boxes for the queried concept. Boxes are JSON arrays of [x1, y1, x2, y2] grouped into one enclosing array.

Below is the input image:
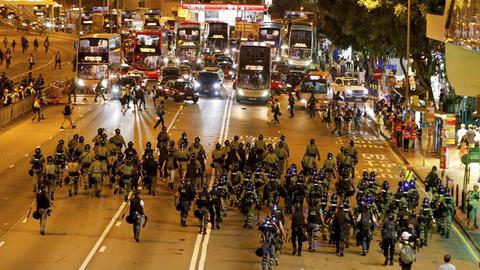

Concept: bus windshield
[[290, 30, 312, 49], [289, 48, 310, 60], [197, 72, 220, 83], [79, 38, 108, 54], [136, 34, 160, 48], [238, 46, 270, 90], [259, 28, 280, 45], [209, 23, 228, 33], [177, 29, 200, 41]]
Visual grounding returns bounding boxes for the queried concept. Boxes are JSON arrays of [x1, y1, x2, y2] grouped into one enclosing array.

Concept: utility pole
[[405, 0, 411, 107]]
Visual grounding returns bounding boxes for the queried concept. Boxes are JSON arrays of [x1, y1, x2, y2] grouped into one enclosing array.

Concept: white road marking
[[99, 246, 106, 253], [24, 154, 29, 157], [22, 218, 27, 223], [0, 241, 4, 247], [48, 136, 53, 139], [79, 114, 84, 117], [8, 165, 14, 169], [36, 145, 41, 148], [191, 93, 234, 270], [78, 106, 184, 270], [115, 221, 121, 227]]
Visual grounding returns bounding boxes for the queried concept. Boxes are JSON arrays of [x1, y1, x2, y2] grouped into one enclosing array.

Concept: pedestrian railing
[[0, 95, 34, 126]]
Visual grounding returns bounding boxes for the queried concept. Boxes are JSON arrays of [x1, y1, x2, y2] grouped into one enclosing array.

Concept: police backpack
[[125, 215, 134, 224], [32, 210, 41, 220], [255, 247, 264, 257]]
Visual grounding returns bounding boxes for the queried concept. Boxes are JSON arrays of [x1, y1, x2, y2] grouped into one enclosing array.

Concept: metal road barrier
[[0, 95, 34, 126]]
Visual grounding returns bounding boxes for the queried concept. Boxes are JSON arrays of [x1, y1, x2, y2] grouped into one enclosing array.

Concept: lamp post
[[405, 0, 411, 107]]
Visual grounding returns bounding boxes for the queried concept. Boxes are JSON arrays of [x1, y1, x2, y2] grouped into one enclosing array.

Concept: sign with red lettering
[[181, 3, 267, 12]]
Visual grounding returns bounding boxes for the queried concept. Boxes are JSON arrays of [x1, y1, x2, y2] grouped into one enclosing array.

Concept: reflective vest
[[409, 128, 417, 140]]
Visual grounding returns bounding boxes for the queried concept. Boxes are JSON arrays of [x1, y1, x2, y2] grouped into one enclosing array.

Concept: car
[[285, 72, 304, 93], [203, 66, 225, 84], [179, 64, 194, 81], [194, 71, 223, 96], [331, 77, 369, 102], [273, 62, 289, 75], [214, 55, 233, 65], [17, 19, 30, 31], [294, 71, 332, 110], [163, 79, 199, 103], [217, 61, 236, 80], [271, 71, 286, 95], [161, 66, 181, 78]]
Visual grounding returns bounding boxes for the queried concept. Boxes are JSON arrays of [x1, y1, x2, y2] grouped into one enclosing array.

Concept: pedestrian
[[32, 97, 42, 122], [33, 38, 39, 51], [11, 39, 16, 52], [54, 51, 61, 69], [467, 184, 479, 229], [3, 36, 8, 48], [60, 100, 76, 129], [195, 185, 210, 234], [258, 217, 279, 270], [93, 78, 107, 103], [128, 188, 147, 242], [403, 124, 410, 151], [28, 53, 35, 70], [410, 123, 417, 149], [398, 231, 415, 270], [5, 49, 10, 69], [307, 203, 323, 252], [142, 153, 158, 196], [68, 78, 77, 103], [267, 98, 273, 123], [153, 100, 166, 129], [0, 48, 3, 65], [175, 179, 195, 227], [288, 92, 295, 118], [439, 254, 456, 270], [44, 36, 49, 52], [35, 185, 52, 235], [332, 205, 351, 256], [272, 98, 280, 124], [307, 93, 316, 118], [375, 111, 384, 137], [291, 205, 306, 256]]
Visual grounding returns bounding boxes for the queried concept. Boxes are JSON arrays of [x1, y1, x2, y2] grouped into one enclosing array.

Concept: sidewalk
[[384, 135, 480, 253]]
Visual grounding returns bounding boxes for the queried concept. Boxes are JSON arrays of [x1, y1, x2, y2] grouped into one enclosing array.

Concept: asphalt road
[[0, 82, 477, 270], [0, 28, 75, 84]]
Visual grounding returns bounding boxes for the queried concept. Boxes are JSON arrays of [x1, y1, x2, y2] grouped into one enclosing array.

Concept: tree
[[312, 0, 445, 100]]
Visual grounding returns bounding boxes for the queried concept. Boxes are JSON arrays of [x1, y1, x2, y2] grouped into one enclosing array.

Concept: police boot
[[292, 248, 297, 255], [297, 248, 302, 256], [51, 192, 54, 201], [168, 183, 174, 190], [384, 258, 388, 265], [114, 188, 118, 194], [181, 219, 187, 227], [95, 191, 101, 198], [202, 228, 207, 235], [389, 258, 393, 265], [216, 224, 220, 230], [69, 190, 72, 197]]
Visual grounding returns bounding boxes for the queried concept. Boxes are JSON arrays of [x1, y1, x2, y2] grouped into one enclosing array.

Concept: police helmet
[[224, 140, 229, 146], [280, 135, 285, 141], [382, 181, 389, 191], [59, 139, 64, 145], [73, 134, 79, 139], [310, 138, 315, 144], [258, 134, 263, 140], [195, 137, 200, 143], [162, 126, 167, 131], [146, 141, 152, 147], [234, 135, 239, 140], [35, 148, 41, 155], [349, 140, 354, 146], [246, 142, 251, 149], [215, 143, 221, 149], [79, 136, 84, 142], [85, 144, 91, 150], [327, 152, 333, 159], [182, 132, 187, 138], [128, 141, 134, 147], [362, 171, 368, 179], [115, 128, 120, 134], [47, 156, 53, 162], [97, 128, 103, 134]]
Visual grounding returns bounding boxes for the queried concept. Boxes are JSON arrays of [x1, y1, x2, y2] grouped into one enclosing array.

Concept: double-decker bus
[[77, 33, 122, 89], [234, 43, 271, 103], [288, 21, 315, 69], [80, 11, 94, 34], [121, 10, 134, 31], [259, 22, 283, 61], [144, 12, 161, 28], [102, 13, 120, 33], [176, 21, 202, 66], [133, 30, 169, 74], [206, 21, 229, 53]]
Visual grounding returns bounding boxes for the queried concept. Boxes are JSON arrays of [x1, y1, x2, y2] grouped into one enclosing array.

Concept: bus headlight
[[224, 49, 230, 55], [261, 90, 269, 97], [228, 71, 233, 75], [194, 81, 200, 88], [275, 56, 281, 61], [363, 89, 368, 95], [346, 89, 352, 96], [214, 83, 220, 89], [183, 74, 190, 80], [196, 58, 202, 64], [77, 79, 85, 87], [163, 57, 169, 64], [286, 84, 292, 88], [175, 58, 180, 64], [305, 60, 311, 66], [112, 85, 120, 93], [238, 89, 245, 96], [288, 60, 294, 65]]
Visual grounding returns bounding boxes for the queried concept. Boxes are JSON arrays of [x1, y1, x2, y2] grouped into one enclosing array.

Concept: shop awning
[[0, 0, 57, 5], [445, 43, 480, 97]]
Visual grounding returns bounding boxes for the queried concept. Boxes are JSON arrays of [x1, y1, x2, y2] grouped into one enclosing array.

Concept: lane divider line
[[190, 93, 234, 270], [8, 165, 14, 169], [0, 241, 4, 247], [99, 246, 106, 253], [22, 218, 27, 223], [78, 105, 183, 270], [115, 221, 121, 227]]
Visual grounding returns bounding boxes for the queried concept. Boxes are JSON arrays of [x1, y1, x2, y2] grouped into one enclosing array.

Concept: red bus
[[133, 30, 169, 76]]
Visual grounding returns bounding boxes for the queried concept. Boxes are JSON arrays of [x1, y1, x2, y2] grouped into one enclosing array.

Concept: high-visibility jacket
[[403, 128, 410, 139], [395, 122, 403, 132], [410, 128, 417, 140]]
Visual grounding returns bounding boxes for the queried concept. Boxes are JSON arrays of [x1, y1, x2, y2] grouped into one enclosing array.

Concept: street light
[[405, 0, 411, 107]]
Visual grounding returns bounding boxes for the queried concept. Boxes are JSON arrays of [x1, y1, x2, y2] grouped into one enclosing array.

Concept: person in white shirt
[[457, 124, 467, 146], [438, 254, 456, 270]]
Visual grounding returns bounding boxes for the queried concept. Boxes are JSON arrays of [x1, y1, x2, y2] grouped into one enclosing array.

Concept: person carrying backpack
[[127, 188, 147, 242], [355, 205, 377, 256], [398, 231, 415, 270], [381, 214, 397, 265]]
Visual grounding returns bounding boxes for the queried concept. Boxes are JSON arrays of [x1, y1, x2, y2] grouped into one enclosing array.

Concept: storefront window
[[446, 0, 480, 51]]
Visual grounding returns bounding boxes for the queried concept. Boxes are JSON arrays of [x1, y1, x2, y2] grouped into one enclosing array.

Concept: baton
[[26, 206, 32, 221]]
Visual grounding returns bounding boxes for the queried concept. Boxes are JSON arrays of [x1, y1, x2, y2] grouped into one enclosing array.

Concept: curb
[[383, 132, 480, 254]]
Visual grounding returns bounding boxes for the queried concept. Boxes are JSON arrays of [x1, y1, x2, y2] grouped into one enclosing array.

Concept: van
[[203, 66, 224, 84], [294, 71, 332, 110]]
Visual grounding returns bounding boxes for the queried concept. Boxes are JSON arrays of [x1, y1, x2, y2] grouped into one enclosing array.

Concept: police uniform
[[89, 158, 107, 197]]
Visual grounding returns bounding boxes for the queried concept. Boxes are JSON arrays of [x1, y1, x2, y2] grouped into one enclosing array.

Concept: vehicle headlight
[[288, 60, 294, 65], [77, 79, 85, 87], [346, 89, 352, 95], [196, 58, 202, 64], [163, 57, 169, 64], [300, 99, 307, 104], [194, 81, 200, 88], [305, 60, 311, 66], [179, 92, 185, 95], [112, 85, 120, 93], [233, 64, 237, 68], [224, 49, 230, 55], [363, 89, 368, 94], [232, 48, 237, 52], [194, 92, 200, 96], [238, 89, 245, 96], [175, 58, 180, 64], [261, 90, 269, 97], [275, 56, 281, 61], [228, 71, 233, 75], [286, 84, 292, 88], [214, 83, 220, 89], [183, 74, 190, 80]]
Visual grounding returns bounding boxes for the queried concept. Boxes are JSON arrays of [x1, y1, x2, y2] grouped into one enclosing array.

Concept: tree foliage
[[312, 0, 445, 99]]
